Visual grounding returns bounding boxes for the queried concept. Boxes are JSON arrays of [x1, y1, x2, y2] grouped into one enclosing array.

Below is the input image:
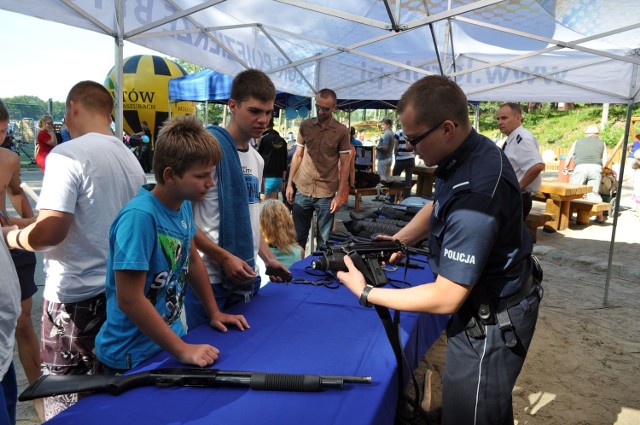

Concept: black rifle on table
[[19, 368, 372, 401], [311, 239, 409, 287]]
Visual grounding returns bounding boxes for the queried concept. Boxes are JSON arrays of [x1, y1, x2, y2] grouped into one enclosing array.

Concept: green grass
[[476, 103, 640, 149], [352, 103, 640, 150]]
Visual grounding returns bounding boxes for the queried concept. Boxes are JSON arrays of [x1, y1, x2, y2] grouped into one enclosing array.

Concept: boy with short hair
[[186, 69, 289, 328], [95, 115, 249, 371]]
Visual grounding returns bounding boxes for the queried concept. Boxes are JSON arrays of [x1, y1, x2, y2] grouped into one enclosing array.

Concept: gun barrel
[[323, 375, 372, 384], [247, 373, 371, 391]]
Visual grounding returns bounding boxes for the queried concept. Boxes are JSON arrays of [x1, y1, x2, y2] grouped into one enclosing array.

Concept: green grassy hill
[[351, 103, 640, 150], [476, 102, 640, 149]]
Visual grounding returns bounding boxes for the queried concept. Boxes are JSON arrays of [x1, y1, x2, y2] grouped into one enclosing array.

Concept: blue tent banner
[[168, 69, 312, 112]]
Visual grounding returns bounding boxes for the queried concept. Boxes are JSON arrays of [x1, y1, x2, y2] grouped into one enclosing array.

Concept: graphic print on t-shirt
[[148, 233, 188, 325], [242, 165, 261, 205]]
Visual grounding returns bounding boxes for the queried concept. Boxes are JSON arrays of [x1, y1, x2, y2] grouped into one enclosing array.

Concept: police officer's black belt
[[468, 274, 541, 347], [503, 274, 538, 307], [497, 274, 539, 348]]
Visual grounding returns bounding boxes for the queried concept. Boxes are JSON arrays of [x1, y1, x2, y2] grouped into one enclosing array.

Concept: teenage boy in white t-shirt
[[186, 69, 290, 330]]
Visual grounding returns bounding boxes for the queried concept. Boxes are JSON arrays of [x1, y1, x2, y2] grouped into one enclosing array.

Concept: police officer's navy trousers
[[442, 291, 541, 425]]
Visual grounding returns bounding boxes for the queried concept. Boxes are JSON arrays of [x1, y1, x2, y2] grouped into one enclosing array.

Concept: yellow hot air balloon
[[104, 55, 196, 149]]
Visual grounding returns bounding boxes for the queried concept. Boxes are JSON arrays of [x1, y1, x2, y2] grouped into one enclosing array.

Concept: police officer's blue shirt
[[428, 129, 533, 298]]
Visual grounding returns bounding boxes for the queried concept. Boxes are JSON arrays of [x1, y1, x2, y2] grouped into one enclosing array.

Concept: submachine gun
[[19, 368, 371, 401], [311, 239, 406, 287]]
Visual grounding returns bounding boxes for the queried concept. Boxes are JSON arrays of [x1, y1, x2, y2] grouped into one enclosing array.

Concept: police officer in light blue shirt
[[338, 75, 543, 425], [496, 103, 545, 218]]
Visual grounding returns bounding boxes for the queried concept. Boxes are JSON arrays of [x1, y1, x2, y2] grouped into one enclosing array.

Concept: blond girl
[[260, 199, 304, 267]]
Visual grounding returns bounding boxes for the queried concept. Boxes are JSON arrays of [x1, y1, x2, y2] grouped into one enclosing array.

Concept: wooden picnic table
[[534, 181, 591, 231], [413, 165, 437, 198]]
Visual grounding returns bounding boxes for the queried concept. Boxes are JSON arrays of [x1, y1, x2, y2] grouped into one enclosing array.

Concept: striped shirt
[[394, 130, 415, 161]]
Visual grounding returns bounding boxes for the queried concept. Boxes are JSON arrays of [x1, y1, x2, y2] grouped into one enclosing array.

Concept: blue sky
[[0, 11, 160, 102]]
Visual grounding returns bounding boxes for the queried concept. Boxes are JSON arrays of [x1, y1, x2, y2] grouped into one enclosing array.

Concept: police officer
[[338, 75, 543, 425], [496, 102, 545, 218]]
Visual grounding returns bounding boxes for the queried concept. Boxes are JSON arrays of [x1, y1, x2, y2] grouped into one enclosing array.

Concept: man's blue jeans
[[292, 193, 334, 249], [185, 276, 261, 331]]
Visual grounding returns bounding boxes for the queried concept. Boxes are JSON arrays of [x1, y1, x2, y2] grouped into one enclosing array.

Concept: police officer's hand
[[336, 255, 367, 297], [374, 234, 405, 264]]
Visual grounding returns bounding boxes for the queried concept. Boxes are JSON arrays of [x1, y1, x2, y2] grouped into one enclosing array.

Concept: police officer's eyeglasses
[[315, 105, 332, 113], [406, 120, 456, 146]]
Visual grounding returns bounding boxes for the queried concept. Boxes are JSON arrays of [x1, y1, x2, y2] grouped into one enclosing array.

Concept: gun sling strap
[[365, 254, 424, 424]]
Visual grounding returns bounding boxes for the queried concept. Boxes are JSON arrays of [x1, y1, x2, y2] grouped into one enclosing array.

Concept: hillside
[[475, 103, 640, 149], [351, 103, 640, 150]]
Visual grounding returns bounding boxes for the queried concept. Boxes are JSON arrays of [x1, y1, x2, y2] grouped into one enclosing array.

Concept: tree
[[2, 96, 65, 121]]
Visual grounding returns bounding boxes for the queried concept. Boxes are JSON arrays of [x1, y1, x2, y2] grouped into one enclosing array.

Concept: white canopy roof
[[2, 0, 640, 104], [2, 1, 637, 305]]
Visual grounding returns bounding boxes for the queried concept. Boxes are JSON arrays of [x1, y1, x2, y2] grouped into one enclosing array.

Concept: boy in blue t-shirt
[[95, 115, 250, 372]]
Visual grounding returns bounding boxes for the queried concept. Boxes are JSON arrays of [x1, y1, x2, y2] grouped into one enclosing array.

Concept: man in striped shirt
[[391, 129, 416, 200]]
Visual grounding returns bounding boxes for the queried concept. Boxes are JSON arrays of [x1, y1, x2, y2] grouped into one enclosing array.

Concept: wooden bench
[[413, 166, 436, 198], [532, 192, 547, 202], [349, 186, 404, 212], [525, 210, 554, 243], [569, 199, 611, 224]]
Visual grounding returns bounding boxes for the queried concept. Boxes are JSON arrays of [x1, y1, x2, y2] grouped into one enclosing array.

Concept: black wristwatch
[[359, 284, 374, 308]]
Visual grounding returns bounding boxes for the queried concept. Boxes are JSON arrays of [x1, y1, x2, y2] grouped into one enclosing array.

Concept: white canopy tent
[[2, 0, 638, 304], [3, 1, 639, 103]]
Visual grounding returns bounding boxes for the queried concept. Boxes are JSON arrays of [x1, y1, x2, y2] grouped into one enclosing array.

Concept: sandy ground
[[11, 170, 640, 425], [406, 176, 640, 425], [510, 194, 640, 425]]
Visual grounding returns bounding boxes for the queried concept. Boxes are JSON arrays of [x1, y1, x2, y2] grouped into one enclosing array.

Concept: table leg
[[558, 200, 571, 230], [354, 192, 361, 213], [416, 177, 424, 197], [424, 175, 434, 197], [544, 199, 561, 231]]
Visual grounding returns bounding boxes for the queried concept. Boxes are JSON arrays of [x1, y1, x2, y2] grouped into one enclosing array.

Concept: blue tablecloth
[[45, 255, 448, 425]]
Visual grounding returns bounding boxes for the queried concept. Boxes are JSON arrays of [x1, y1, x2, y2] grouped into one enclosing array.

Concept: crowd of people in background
[[3, 69, 640, 425]]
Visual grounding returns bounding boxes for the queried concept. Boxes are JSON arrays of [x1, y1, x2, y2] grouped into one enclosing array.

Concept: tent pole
[[473, 104, 479, 130], [603, 56, 638, 307], [114, 0, 124, 139]]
